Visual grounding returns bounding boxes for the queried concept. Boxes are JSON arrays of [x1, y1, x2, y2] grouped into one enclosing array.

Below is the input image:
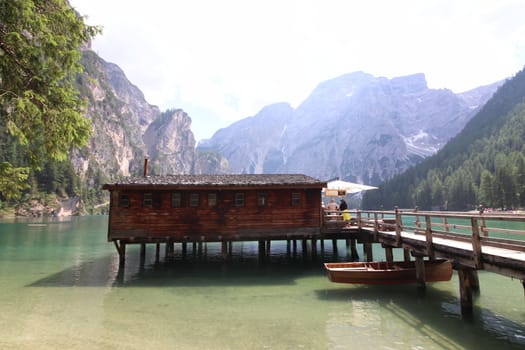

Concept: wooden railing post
[[357, 210, 362, 229], [395, 207, 402, 246], [471, 217, 483, 269], [425, 215, 435, 259], [373, 212, 379, 231]]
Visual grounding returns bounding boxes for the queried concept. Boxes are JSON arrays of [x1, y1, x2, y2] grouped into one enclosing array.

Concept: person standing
[[339, 198, 348, 211]]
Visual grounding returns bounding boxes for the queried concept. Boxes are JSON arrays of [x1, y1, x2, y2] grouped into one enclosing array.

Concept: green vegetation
[[363, 67, 525, 211], [0, 0, 99, 203]]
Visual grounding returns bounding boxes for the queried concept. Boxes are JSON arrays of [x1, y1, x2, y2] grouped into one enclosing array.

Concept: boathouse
[[103, 174, 326, 260]]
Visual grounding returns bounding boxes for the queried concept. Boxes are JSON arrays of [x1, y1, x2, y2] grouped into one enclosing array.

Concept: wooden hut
[[103, 174, 326, 261]]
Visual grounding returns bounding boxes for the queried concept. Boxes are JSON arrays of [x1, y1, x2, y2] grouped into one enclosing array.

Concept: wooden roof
[[103, 174, 326, 190]]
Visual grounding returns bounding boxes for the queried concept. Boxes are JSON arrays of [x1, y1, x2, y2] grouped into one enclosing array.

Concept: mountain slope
[[362, 66, 525, 211]]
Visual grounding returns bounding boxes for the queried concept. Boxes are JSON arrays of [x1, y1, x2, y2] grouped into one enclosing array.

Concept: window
[[143, 193, 153, 207], [208, 193, 217, 207], [291, 192, 301, 206], [119, 193, 129, 207], [190, 193, 199, 207], [235, 193, 245, 207], [257, 192, 267, 206], [171, 192, 182, 208]]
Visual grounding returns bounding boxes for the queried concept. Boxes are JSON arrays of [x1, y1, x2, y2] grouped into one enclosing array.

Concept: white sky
[[70, 0, 525, 141]]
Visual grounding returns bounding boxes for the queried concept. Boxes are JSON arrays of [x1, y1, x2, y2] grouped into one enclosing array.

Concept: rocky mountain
[[73, 49, 201, 190], [199, 72, 503, 184]]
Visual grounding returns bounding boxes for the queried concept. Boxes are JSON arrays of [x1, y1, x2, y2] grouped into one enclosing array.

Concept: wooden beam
[[364, 242, 373, 262], [457, 268, 474, 314], [385, 246, 394, 264], [415, 256, 426, 289]]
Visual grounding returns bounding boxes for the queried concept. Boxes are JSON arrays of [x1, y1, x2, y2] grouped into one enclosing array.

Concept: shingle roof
[[103, 174, 326, 190]]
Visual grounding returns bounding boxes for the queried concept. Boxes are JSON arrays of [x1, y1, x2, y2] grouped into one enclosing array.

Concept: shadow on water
[[316, 284, 525, 349], [26, 246, 331, 288]]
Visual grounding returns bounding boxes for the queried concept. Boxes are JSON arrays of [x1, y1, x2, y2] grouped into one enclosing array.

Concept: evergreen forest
[[362, 67, 525, 212]]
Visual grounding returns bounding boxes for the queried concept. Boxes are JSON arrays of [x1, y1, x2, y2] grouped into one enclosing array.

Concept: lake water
[[1, 216, 524, 349]]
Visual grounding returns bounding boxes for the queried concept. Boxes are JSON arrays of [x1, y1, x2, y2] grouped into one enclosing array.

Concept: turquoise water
[[1, 216, 524, 349]]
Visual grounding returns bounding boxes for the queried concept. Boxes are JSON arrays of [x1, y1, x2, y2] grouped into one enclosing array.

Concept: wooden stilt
[[385, 246, 393, 264], [414, 256, 426, 289], [166, 241, 174, 260], [114, 240, 126, 266], [320, 239, 325, 251], [266, 240, 271, 256], [140, 243, 146, 266], [332, 239, 338, 254], [182, 242, 187, 258], [469, 269, 480, 292], [258, 240, 266, 257], [287, 240, 291, 255], [403, 248, 411, 262], [350, 239, 359, 261], [364, 242, 373, 262], [302, 239, 308, 255], [228, 241, 233, 256], [293, 240, 297, 254], [221, 241, 228, 258], [155, 243, 160, 263], [458, 268, 474, 313], [311, 238, 317, 258]]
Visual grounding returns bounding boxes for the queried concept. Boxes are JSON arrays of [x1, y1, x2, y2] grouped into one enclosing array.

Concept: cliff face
[[199, 72, 502, 184], [143, 109, 196, 175], [73, 50, 201, 189]]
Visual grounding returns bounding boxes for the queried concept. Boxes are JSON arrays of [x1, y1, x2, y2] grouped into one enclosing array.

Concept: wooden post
[[302, 239, 308, 255], [403, 248, 411, 262], [114, 240, 126, 266], [414, 255, 426, 289], [443, 217, 450, 232], [182, 241, 187, 258], [332, 239, 338, 254], [293, 240, 297, 254], [155, 243, 160, 263], [287, 239, 291, 255], [311, 238, 317, 257], [425, 215, 435, 259], [140, 243, 146, 266], [357, 210, 362, 229], [471, 217, 483, 268], [258, 240, 265, 257], [221, 241, 228, 258], [364, 242, 373, 262], [385, 246, 393, 264], [266, 240, 271, 256], [395, 207, 402, 246], [350, 239, 359, 261], [458, 267, 474, 313], [228, 241, 233, 256]]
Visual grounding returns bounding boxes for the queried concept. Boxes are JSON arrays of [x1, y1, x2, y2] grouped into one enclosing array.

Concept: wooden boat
[[324, 259, 453, 284]]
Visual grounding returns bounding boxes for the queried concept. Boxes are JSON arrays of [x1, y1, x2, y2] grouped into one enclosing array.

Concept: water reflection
[[317, 284, 525, 349]]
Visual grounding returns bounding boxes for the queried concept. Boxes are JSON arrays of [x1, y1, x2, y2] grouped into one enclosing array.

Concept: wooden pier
[[331, 209, 525, 312]]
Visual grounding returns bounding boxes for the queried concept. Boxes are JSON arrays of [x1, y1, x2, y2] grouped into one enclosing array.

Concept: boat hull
[[324, 259, 453, 284]]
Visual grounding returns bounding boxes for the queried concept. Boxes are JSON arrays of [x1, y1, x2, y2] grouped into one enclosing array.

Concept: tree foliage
[[362, 67, 525, 211], [0, 0, 99, 199]]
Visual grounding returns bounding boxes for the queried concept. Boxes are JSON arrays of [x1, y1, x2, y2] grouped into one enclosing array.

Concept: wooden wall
[[107, 188, 322, 242]]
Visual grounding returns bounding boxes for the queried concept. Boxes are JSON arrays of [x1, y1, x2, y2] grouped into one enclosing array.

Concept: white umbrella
[[323, 179, 378, 195]]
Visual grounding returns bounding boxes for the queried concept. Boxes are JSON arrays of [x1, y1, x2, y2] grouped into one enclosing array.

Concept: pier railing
[[356, 209, 525, 243]]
